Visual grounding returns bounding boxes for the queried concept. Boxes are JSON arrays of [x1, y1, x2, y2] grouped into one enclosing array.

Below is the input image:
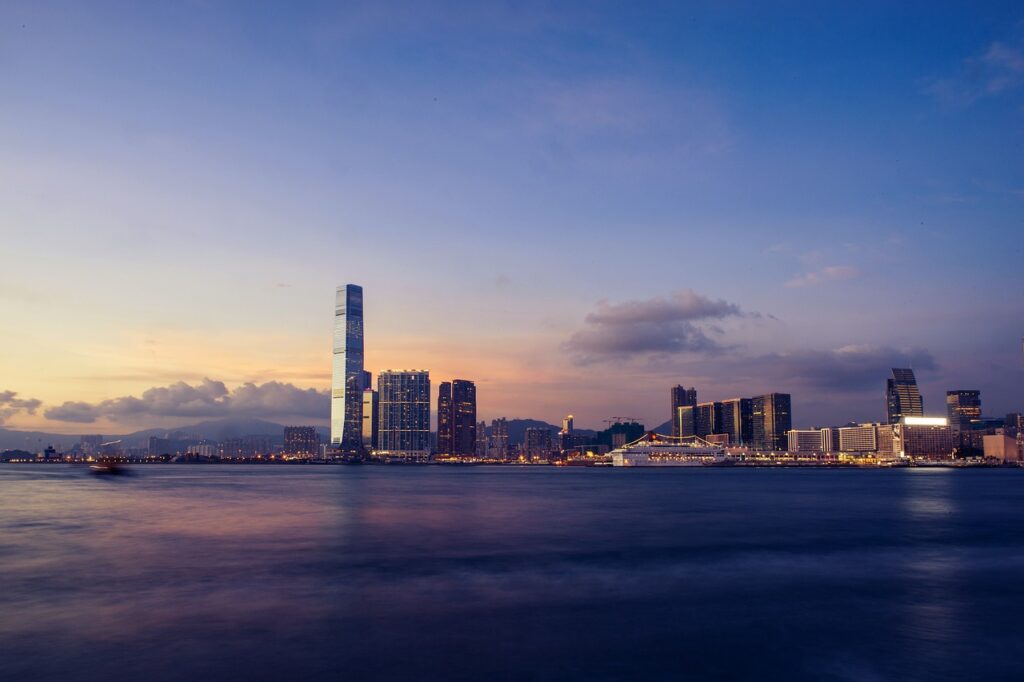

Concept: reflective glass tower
[[886, 368, 923, 425], [331, 284, 364, 450]]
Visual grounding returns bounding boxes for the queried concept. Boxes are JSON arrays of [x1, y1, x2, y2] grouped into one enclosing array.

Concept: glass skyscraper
[[331, 284, 365, 450], [886, 368, 923, 425]]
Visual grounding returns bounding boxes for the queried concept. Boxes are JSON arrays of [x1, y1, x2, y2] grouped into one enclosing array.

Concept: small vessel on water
[[89, 461, 130, 476], [610, 432, 730, 467]]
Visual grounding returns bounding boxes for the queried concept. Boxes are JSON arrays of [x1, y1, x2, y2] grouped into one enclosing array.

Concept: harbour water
[[2, 465, 1023, 681]]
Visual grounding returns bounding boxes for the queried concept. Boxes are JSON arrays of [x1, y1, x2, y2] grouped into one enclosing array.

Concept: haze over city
[[2, 1, 1022, 436]]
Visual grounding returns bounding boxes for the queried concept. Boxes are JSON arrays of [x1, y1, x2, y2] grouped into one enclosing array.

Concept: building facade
[[523, 427, 554, 461], [787, 428, 834, 453], [751, 393, 792, 451], [283, 426, 320, 455], [720, 398, 753, 447], [676, 405, 697, 438], [838, 424, 878, 452], [331, 284, 365, 450], [946, 390, 981, 431], [695, 401, 723, 438], [670, 385, 698, 436], [438, 379, 477, 456], [377, 370, 431, 456], [361, 388, 379, 450], [886, 368, 923, 425]]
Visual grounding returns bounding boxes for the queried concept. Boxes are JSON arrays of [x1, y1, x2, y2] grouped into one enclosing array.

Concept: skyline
[[2, 2, 1024, 433]]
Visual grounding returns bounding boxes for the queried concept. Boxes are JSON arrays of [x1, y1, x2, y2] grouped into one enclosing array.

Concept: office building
[[946, 390, 981, 431], [676, 405, 696, 438], [886, 368, 923, 425], [361, 389, 379, 450], [670, 386, 698, 436], [751, 393, 792, 451], [695, 401, 723, 438], [720, 398, 753, 447], [331, 284, 365, 450], [283, 426, 319, 455], [377, 370, 430, 456]]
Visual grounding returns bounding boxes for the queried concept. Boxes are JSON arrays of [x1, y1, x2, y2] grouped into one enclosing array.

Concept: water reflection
[[1, 466, 1023, 681]]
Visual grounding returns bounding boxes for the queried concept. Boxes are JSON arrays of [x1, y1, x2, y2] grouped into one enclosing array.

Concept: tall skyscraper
[[490, 418, 510, 458], [752, 393, 792, 451], [331, 284, 365, 450], [670, 385, 698, 436], [437, 382, 453, 454], [436, 379, 476, 456], [451, 380, 477, 457], [377, 370, 431, 455], [946, 390, 981, 431], [886, 368, 923, 425], [695, 401, 723, 438], [676, 405, 696, 438], [720, 398, 753, 446]]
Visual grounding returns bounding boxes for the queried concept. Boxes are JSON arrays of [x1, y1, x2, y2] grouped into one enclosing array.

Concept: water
[[2, 465, 1023, 681]]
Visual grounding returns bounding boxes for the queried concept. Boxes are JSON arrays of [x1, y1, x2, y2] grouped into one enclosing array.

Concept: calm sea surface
[[2, 465, 1023, 681]]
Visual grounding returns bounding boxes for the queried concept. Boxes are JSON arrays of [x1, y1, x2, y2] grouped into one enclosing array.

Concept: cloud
[[785, 265, 860, 288], [924, 39, 1024, 104], [564, 290, 746, 364], [43, 379, 328, 424], [749, 345, 938, 392], [0, 390, 43, 424]]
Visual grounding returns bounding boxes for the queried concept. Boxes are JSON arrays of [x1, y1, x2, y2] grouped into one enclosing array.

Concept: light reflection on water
[[2, 465, 1023, 681]]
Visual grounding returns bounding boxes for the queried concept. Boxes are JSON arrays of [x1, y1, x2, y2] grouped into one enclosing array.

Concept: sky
[[1, 1, 1023, 434]]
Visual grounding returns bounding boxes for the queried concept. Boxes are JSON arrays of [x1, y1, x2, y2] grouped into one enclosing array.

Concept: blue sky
[[1, 1, 1022, 432]]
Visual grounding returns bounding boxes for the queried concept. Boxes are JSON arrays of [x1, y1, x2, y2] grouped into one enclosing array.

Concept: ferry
[[610, 432, 730, 467]]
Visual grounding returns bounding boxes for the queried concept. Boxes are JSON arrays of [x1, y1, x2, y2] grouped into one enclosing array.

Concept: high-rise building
[[524, 427, 554, 461], [331, 284, 365, 450], [751, 393, 792, 451], [475, 421, 489, 457], [437, 382, 453, 454], [283, 426, 319, 455], [490, 418, 510, 458], [670, 386, 698, 436], [886, 368, 923, 425], [695, 401, 723, 438], [437, 379, 477, 456], [946, 390, 981, 431], [377, 370, 430, 456], [676, 405, 696, 438], [361, 389, 379, 450], [720, 398, 753, 446]]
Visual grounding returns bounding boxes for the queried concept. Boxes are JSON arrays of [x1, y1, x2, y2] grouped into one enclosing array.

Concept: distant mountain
[[0, 417, 330, 451], [651, 419, 672, 434], [0, 428, 81, 452]]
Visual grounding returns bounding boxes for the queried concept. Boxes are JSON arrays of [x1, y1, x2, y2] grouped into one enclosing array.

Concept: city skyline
[[2, 3, 1023, 433]]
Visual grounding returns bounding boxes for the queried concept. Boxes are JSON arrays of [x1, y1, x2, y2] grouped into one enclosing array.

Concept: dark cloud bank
[[44, 379, 328, 424]]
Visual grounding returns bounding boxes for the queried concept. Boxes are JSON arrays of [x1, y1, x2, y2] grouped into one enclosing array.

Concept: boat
[[610, 432, 730, 467]]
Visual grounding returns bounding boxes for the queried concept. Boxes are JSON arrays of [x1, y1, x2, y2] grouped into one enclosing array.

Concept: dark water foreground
[[2, 465, 1023, 681]]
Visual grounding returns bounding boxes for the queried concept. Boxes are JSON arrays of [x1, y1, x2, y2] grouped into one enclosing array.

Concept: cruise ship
[[610, 432, 730, 467]]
